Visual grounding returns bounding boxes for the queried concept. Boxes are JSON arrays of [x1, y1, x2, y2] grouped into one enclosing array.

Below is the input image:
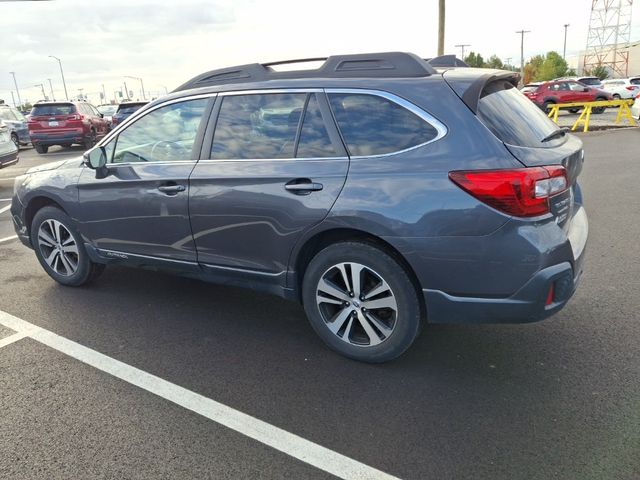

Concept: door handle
[[285, 179, 323, 195], [157, 184, 186, 195]]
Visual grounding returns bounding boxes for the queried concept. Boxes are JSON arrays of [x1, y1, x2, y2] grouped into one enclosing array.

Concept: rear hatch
[[28, 103, 81, 133], [444, 69, 584, 230]]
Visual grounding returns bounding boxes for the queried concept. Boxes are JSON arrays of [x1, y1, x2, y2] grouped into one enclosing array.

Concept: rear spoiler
[[443, 69, 521, 114], [425, 55, 469, 68]]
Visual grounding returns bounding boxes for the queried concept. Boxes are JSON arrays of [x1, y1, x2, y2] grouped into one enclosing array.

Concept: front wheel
[[31, 206, 105, 286], [11, 133, 19, 149], [593, 98, 607, 114], [34, 144, 48, 154], [83, 129, 96, 150], [302, 242, 422, 363]]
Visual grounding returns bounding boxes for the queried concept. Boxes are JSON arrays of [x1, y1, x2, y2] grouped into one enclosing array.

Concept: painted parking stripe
[[0, 198, 11, 202], [0, 235, 18, 243], [0, 331, 30, 349], [0, 204, 11, 214], [0, 310, 400, 480]]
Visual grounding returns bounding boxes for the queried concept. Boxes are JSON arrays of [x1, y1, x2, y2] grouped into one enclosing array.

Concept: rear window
[[477, 81, 563, 148], [31, 103, 76, 116], [328, 93, 439, 157], [579, 77, 601, 86], [117, 103, 146, 114]]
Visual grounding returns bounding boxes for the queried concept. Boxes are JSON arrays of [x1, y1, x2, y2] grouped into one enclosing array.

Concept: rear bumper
[[0, 149, 18, 166], [423, 206, 588, 324], [30, 131, 85, 146]]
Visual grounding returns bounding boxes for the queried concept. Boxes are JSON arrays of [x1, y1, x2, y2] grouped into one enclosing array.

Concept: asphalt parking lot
[[1, 131, 639, 480]]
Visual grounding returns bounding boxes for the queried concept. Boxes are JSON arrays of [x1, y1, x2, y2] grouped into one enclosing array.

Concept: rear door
[[189, 90, 348, 282], [76, 96, 212, 263]]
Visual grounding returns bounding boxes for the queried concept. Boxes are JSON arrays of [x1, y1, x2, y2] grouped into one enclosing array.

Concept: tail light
[[626, 86, 638, 91], [67, 114, 83, 120], [449, 166, 568, 217]]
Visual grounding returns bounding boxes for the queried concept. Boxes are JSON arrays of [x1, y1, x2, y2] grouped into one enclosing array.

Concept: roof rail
[[425, 55, 469, 68], [173, 52, 437, 92]]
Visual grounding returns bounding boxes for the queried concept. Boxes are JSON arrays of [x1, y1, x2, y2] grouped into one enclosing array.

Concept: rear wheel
[[302, 242, 422, 363], [34, 144, 48, 154], [10, 133, 19, 149], [613, 94, 621, 100], [83, 129, 96, 150], [593, 97, 607, 114], [542, 101, 555, 113], [31, 206, 105, 286]]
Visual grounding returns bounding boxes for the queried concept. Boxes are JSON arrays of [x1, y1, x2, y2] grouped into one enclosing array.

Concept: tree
[[537, 51, 569, 81], [523, 55, 544, 84], [485, 55, 504, 69], [565, 68, 577, 77], [464, 52, 485, 68], [591, 65, 609, 80]]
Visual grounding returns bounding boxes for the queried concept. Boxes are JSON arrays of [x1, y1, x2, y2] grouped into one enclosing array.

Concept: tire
[[593, 98, 607, 114], [30, 206, 105, 287], [62, 143, 72, 148], [302, 242, 422, 363], [34, 144, 48, 154], [613, 94, 621, 100], [83, 129, 96, 150], [542, 101, 554, 113], [10, 133, 19, 149]]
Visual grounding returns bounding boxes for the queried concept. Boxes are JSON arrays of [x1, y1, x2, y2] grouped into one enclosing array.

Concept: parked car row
[[522, 76, 640, 112], [26, 100, 147, 154], [0, 104, 29, 148], [0, 118, 19, 168]]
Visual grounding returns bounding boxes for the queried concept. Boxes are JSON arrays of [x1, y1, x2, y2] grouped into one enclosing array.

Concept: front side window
[[327, 93, 438, 157], [211, 93, 307, 159], [111, 98, 207, 163], [568, 82, 585, 92]]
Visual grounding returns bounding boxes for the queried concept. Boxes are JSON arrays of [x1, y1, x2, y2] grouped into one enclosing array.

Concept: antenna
[[583, 0, 634, 77]]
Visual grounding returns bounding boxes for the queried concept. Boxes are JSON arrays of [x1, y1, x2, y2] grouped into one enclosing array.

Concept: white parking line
[[0, 198, 11, 201], [0, 310, 400, 480], [0, 204, 11, 215], [0, 235, 18, 243], [0, 331, 30, 349]]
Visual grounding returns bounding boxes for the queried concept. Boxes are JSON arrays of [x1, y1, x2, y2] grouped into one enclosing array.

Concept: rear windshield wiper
[[541, 127, 569, 143]]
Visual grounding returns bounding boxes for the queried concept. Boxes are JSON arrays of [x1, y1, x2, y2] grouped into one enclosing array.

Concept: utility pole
[[438, 0, 445, 56], [9, 72, 22, 109], [47, 78, 55, 101], [516, 30, 531, 81], [125, 76, 146, 100], [563, 24, 570, 60], [35, 83, 46, 100], [10, 91, 16, 108], [49, 56, 68, 101], [455, 44, 471, 60]]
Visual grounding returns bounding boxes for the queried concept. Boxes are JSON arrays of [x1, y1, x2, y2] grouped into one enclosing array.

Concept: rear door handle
[[157, 184, 186, 195], [285, 179, 323, 195]]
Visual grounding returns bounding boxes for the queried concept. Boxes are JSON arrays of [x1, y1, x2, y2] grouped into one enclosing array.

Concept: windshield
[[477, 80, 564, 148], [117, 103, 146, 114], [97, 105, 117, 115], [31, 103, 76, 116], [579, 77, 601, 86]]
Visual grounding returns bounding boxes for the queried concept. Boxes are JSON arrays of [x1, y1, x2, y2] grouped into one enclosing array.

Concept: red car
[[28, 101, 109, 154], [522, 80, 612, 114]]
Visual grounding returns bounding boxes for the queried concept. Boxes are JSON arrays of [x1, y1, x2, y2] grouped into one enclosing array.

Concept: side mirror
[[84, 146, 107, 169], [99, 113, 104, 118]]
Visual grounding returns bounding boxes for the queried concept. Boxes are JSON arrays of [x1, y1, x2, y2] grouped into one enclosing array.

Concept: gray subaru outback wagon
[[10, 52, 588, 362]]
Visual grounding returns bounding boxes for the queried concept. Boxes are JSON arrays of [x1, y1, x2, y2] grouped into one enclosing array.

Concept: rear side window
[[117, 103, 146, 115], [327, 93, 438, 157], [477, 81, 562, 148], [211, 93, 307, 159], [31, 103, 76, 116], [296, 94, 337, 158], [630, 78, 640, 85]]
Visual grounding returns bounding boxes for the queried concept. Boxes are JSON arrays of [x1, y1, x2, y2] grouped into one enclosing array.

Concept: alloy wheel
[[37, 219, 79, 276], [315, 262, 398, 347]]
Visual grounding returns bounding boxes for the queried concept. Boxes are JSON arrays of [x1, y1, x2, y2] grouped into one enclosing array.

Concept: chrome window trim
[[195, 156, 349, 163], [106, 160, 198, 167], [324, 88, 448, 158], [96, 93, 217, 148], [218, 88, 323, 96]]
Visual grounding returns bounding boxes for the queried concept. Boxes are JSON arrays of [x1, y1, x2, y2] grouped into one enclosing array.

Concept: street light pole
[[563, 24, 570, 60], [438, 0, 446, 56], [10, 91, 16, 108], [9, 72, 22, 109], [35, 83, 46, 101], [516, 30, 531, 82], [125, 76, 146, 100], [47, 78, 55, 101], [49, 55, 69, 101], [454, 44, 471, 60]]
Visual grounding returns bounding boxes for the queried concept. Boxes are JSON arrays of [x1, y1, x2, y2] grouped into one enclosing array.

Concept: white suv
[[601, 78, 640, 99]]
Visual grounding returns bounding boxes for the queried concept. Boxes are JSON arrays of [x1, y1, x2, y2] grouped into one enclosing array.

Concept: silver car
[[0, 118, 19, 167], [601, 78, 640, 100]]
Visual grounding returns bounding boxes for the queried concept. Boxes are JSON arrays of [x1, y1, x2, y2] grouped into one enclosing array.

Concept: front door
[[76, 97, 211, 262], [189, 91, 349, 281]]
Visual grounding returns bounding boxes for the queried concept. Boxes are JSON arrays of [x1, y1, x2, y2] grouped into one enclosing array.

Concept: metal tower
[[583, 0, 634, 77]]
